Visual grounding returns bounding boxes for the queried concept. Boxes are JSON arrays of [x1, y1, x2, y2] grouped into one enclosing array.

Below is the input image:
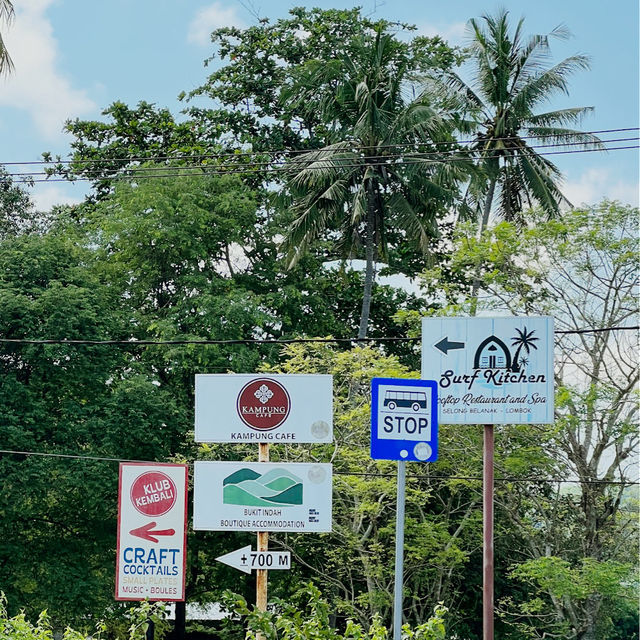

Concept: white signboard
[[422, 316, 554, 424], [216, 545, 291, 574], [193, 461, 332, 532], [195, 374, 333, 443], [116, 463, 188, 601]]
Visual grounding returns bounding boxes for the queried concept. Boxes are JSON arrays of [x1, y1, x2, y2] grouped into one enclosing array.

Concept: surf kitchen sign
[[115, 463, 188, 601], [422, 317, 554, 424], [195, 374, 333, 443], [193, 461, 332, 533]]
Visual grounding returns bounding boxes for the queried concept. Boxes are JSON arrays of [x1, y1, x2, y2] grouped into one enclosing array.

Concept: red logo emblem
[[237, 378, 291, 431], [130, 471, 177, 516]]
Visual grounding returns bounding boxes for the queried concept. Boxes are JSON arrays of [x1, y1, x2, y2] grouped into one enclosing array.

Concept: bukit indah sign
[[422, 317, 554, 424]]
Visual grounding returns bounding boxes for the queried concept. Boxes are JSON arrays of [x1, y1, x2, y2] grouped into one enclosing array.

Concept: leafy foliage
[[220, 584, 447, 640]]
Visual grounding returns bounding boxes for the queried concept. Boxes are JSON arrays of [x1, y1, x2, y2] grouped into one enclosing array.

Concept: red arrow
[[129, 521, 175, 543]]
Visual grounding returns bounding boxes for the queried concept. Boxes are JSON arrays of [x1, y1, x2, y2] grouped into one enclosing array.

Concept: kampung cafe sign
[[116, 463, 188, 601], [193, 461, 332, 533], [195, 374, 333, 443], [422, 316, 554, 424]]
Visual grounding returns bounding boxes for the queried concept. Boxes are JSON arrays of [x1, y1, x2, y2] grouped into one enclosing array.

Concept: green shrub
[[221, 584, 447, 640]]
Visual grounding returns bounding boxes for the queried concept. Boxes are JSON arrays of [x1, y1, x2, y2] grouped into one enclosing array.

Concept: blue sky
[[1, 0, 638, 210]]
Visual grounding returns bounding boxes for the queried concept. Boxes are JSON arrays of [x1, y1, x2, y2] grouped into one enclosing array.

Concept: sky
[[1, 0, 638, 211]]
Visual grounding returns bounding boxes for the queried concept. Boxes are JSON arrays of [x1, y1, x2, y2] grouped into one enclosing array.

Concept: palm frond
[[526, 123, 604, 151], [511, 54, 591, 113]]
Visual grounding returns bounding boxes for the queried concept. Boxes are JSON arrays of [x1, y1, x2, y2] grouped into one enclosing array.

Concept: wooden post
[[256, 443, 269, 612], [483, 424, 494, 640]]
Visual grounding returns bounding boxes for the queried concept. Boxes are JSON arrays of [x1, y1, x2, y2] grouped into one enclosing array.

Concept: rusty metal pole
[[256, 442, 269, 612], [483, 424, 494, 640]]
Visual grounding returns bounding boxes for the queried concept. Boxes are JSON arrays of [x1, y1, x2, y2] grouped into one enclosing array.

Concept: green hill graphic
[[264, 476, 297, 492], [257, 468, 302, 486], [223, 485, 280, 507], [222, 467, 304, 507], [235, 479, 282, 497], [223, 468, 262, 486], [264, 483, 303, 505]]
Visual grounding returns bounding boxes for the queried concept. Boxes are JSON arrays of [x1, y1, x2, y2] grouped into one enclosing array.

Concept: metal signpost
[[115, 463, 188, 602], [422, 317, 554, 640], [194, 373, 333, 612], [370, 378, 438, 640]]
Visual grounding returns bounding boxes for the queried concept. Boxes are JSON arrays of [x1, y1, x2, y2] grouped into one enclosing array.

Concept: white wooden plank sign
[[195, 374, 333, 443], [422, 317, 554, 424], [193, 461, 332, 532]]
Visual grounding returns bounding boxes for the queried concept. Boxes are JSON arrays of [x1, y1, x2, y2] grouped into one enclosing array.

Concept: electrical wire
[[5, 135, 637, 179], [4, 142, 640, 185], [0, 449, 636, 486], [0, 326, 636, 347], [2, 127, 637, 167]]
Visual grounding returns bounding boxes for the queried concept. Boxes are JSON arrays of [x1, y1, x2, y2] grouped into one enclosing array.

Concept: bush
[[221, 584, 448, 640]]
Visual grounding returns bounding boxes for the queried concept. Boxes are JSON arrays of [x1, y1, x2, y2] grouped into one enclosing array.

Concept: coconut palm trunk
[[469, 176, 497, 315], [358, 180, 378, 339]]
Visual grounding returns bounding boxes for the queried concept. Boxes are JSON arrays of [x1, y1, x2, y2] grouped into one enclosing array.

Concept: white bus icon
[[383, 390, 427, 412]]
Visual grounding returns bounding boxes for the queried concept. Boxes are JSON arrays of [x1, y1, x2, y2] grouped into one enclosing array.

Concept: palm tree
[[284, 29, 466, 338], [443, 9, 602, 231], [0, 0, 13, 76], [510, 326, 539, 372]]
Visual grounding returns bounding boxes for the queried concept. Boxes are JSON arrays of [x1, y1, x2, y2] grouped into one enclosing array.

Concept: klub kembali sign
[[422, 317, 554, 424], [116, 463, 188, 601], [195, 374, 332, 443]]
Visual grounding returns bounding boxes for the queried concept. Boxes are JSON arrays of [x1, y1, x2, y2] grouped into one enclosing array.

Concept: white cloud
[[187, 2, 245, 47], [562, 168, 639, 207], [30, 183, 83, 212], [415, 21, 467, 46], [0, 0, 95, 140]]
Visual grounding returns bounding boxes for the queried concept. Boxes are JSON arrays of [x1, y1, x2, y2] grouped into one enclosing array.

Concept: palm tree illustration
[[510, 327, 539, 372]]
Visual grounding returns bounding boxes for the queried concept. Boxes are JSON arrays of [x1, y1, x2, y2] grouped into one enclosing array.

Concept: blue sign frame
[[371, 378, 438, 462]]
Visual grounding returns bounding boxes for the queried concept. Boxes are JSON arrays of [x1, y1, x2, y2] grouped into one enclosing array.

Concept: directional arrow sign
[[434, 337, 465, 355], [129, 521, 176, 543], [216, 545, 291, 574], [116, 463, 188, 601]]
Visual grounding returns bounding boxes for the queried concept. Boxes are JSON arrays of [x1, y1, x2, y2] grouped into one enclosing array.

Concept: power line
[[0, 326, 636, 347], [4, 143, 639, 185], [0, 449, 636, 486], [5, 135, 636, 179], [2, 127, 637, 168]]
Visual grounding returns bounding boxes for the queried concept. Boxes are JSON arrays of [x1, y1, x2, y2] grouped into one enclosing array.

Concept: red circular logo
[[237, 378, 291, 431], [130, 471, 177, 516]]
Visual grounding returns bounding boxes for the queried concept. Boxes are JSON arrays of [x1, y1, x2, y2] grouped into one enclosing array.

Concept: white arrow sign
[[215, 545, 291, 574]]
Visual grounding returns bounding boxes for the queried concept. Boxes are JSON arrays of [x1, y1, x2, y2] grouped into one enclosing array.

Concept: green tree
[[185, 7, 460, 156], [441, 9, 600, 230], [0, 225, 130, 623], [0, 166, 38, 239], [183, 7, 465, 338], [247, 343, 482, 633], [283, 28, 467, 338], [419, 201, 639, 639]]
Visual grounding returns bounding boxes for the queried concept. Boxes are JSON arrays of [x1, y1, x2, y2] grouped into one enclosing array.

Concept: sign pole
[[393, 460, 406, 640], [256, 442, 269, 612], [483, 424, 494, 640]]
